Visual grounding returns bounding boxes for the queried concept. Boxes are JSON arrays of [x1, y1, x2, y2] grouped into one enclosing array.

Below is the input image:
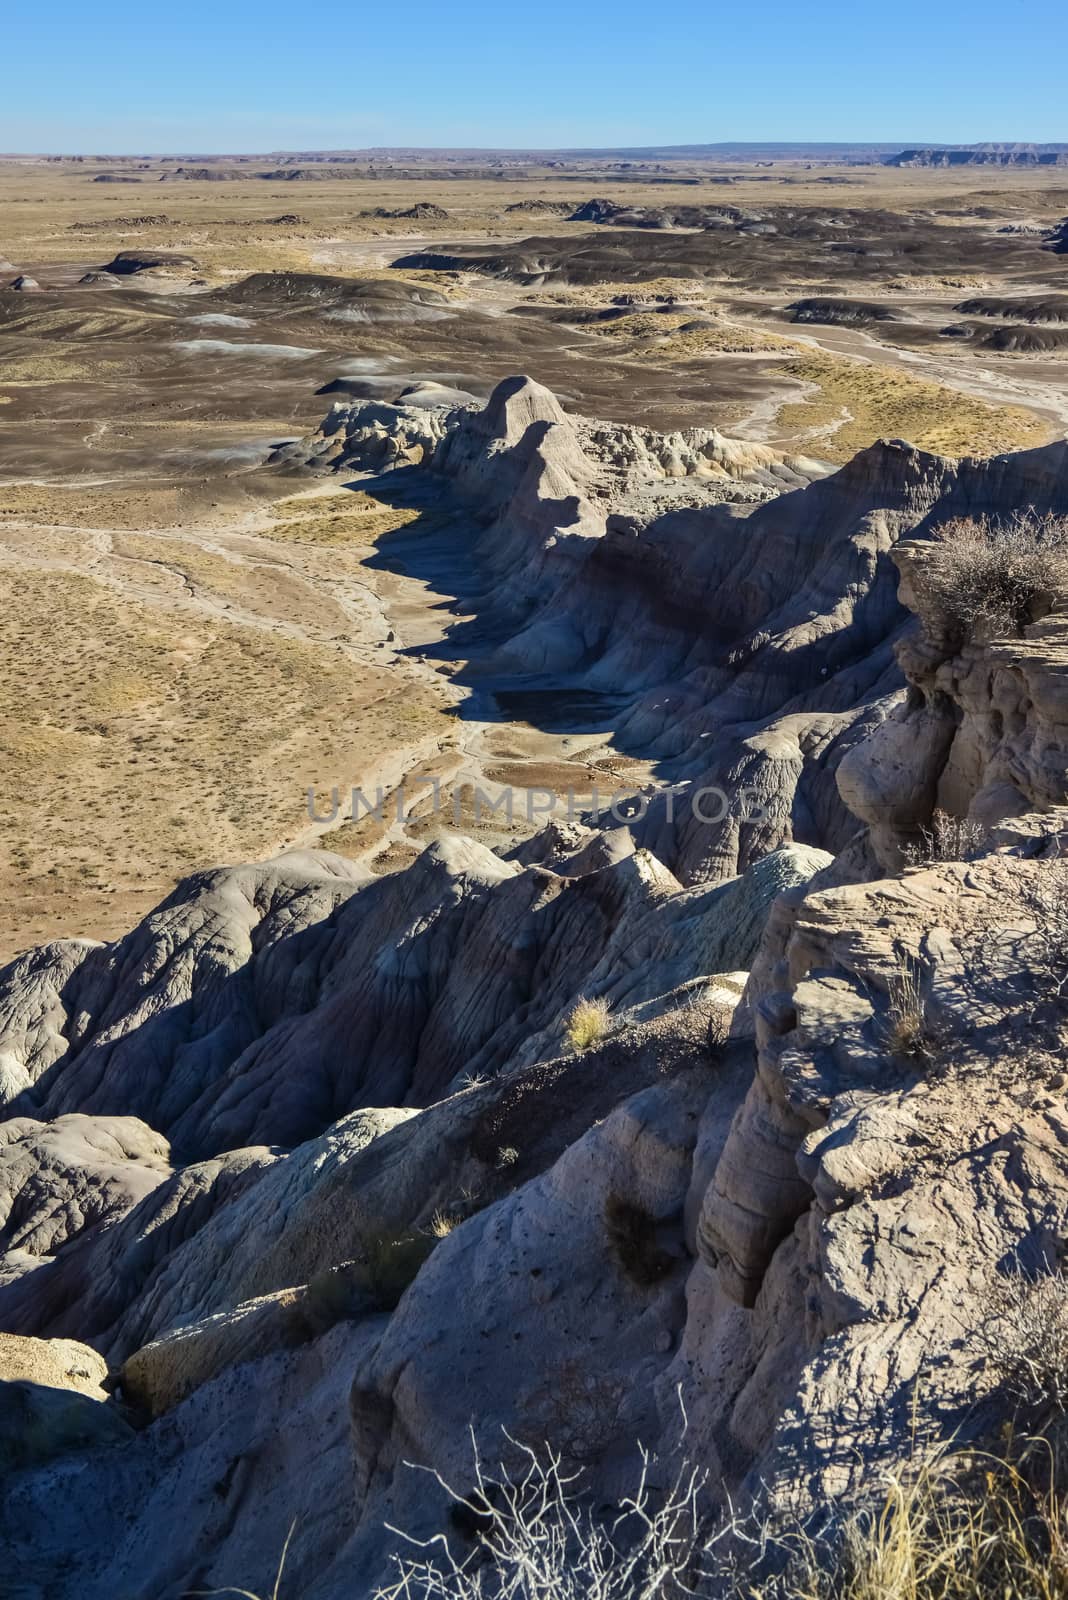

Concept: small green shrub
[[306, 1229, 435, 1322]]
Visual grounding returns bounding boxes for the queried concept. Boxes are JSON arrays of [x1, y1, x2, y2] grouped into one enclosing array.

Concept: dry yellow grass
[[583, 308, 799, 355], [774, 351, 1052, 461], [263, 492, 421, 546], [659, 321, 800, 356], [566, 995, 612, 1052], [0, 481, 188, 529], [0, 561, 448, 958]]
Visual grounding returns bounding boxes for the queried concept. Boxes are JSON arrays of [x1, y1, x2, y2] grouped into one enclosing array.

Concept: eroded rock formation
[[1, 379, 1067, 1598]]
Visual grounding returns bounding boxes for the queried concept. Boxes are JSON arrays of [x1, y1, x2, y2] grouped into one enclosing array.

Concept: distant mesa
[[98, 249, 198, 276], [158, 166, 239, 182], [267, 214, 306, 225], [77, 271, 119, 287], [253, 166, 370, 181], [256, 167, 320, 181], [91, 174, 143, 184], [786, 297, 896, 325], [885, 144, 1068, 168]]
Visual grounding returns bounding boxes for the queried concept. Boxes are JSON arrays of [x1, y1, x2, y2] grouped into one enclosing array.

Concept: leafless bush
[[1025, 859, 1068, 1016], [903, 809, 987, 867], [978, 1270, 1068, 1420], [927, 512, 1068, 644], [535, 1358, 628, 1466], [373, 1428, 1068, 1600], [705, 1007, 731, 1059], [373, 1428, 710, 1600]]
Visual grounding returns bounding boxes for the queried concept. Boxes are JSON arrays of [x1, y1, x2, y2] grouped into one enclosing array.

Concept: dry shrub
[[372, 1430, 1068, 1600], [537, 1358, 628, 1465], [776, 1449, 1068, 1600], [307, 1229, 436, 1320], [1026, 860, 1068, 1016], [566, 996, 611, 1053], [374, 1428, 708, 1600], [706, 1007, 731, 1059], [428, 1211, 459, 1241], [978, 1270, 1068, 1420], [903, 809, 987, 867], [928, 513, 1068, 644], [883, 960, 938, 1064], [604, 1194, 676, 1288]]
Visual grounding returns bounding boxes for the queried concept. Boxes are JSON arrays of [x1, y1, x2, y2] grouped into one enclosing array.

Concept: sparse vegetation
[[979, 1269, 1068, 1421], [534, 1358, 629, 1465], [927, 513, 1068, 643], [307, 1228, 437, 1319], [773, 352, 1051, 462], [604, 1193, 676, 1288], [727, 1445, 1068, 1600], [374, 1428, 708, 1600], [372, 1422, 1068, 1600], [427, 1210, 459, 1240], [904, 809, 987, 866], [706, 1006, 731, 1058], [565, 996, 612, 1053], [884, 960, 938, 1064], [1023, 860, 1068, 1017]]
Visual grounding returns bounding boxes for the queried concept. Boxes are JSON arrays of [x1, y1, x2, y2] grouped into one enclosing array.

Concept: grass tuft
[[565, 996, 612, 1053]]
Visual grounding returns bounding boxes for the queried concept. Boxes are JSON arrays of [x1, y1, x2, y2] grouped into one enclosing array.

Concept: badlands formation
[[0, 154, 1067, 1597], [0, 362, 1067, 1596]]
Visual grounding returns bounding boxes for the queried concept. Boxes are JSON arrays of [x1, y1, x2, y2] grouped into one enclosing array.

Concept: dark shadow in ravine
[[348, 467, 644, 740]]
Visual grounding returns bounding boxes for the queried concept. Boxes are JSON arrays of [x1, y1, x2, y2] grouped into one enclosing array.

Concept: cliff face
[[2, 386, 1068, 1598], [283, 383, 1068, 891], [886, 146, 1068, 167]]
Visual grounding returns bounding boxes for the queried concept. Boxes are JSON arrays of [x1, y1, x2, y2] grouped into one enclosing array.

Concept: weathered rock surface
[[2, 386, 1068, 1597], [0, 826, 818, 1165], [0, 1113, 170, 1257], [0, 1331, 132, 1475]]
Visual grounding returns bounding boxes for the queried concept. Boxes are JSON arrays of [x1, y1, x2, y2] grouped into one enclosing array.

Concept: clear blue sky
[[4, 0, 1066, 154]]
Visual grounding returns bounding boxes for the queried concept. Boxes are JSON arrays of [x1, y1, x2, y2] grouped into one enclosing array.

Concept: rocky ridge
[[0, 379, 1067, 1597]]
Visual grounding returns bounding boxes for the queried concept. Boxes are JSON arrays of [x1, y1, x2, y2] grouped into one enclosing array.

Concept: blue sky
[[3, 0, 1066, 154]]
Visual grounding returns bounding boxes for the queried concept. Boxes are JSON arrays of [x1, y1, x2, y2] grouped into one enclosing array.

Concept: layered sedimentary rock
[[2, 379, 1068, 1597], [279, 379, 1068, 890]]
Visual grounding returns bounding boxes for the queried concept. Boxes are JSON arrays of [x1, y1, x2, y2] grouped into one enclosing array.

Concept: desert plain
[[1, 151, 1066, 958]]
